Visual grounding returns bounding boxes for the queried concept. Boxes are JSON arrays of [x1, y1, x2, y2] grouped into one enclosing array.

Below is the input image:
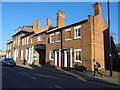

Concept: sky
[[1, 1, 118, 51]]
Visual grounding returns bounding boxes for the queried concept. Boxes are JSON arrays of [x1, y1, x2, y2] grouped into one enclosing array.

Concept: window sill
[[74, 60, 82, 63], [55, 41, 60, 43], [74, 37, 82, 40], [50, 42, 54, 44], [65, 38, 72, 41], [38, 40, 43, 42]]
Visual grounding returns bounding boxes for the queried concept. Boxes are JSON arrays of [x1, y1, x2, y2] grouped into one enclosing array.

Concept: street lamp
[[107, 0, 112, 77]]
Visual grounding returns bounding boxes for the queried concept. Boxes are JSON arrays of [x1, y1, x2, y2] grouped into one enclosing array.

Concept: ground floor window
[[49, 50, 54, 60], [74, 49, 82, 63]]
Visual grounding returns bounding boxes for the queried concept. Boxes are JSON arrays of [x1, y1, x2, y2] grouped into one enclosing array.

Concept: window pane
[[76, 51, 79, 60], [79, 51, 81, 60], [58, 34, 60, 40], [78, 28, 80, 37], [56, 33, 60, 41], [75, 29, 77, 37], [51, 35, 54, 42], [76, 51, 81, 60], [50, 50, 53, 60], [38, 34, 42, 41]]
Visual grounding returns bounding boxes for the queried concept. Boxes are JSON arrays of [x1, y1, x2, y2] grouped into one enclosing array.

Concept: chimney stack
[[33, 20, 40, 31], [57, 10, 65, 28], [47, 17, 52, 28], [93, 2, 102, 16]]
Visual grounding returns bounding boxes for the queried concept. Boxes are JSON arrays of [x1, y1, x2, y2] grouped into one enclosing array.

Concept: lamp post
[[107, 0, 112, 77]]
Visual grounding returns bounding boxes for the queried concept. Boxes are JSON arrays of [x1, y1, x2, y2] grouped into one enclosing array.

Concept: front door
[[57, 52, 59, 66], [39, 49, 46, 65], [67, 52, 70, 68], [64, 50, 71, 68], [55, 51, 61, 68]]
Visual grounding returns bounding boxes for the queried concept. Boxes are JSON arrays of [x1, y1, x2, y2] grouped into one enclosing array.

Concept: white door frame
[[64, 48, 72, 68], [54, 50, 61, 67], [14, 49, 17, 61], [28, 46, 34, 64]]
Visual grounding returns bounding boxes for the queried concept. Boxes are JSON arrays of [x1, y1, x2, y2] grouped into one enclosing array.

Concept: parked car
[[74, 65, 87, 73], [2, 58, 16, 66], [0, 56, 4, 60]]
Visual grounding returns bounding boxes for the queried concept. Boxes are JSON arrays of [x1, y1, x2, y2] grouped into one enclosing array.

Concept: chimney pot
[[93, 2, 102, 16], [47, 17, 52, 27]]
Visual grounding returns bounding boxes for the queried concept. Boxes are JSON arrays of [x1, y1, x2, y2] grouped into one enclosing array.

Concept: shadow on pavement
[[5, 62, 120, 88]]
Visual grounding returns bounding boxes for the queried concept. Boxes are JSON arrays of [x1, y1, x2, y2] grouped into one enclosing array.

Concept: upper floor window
[[24, 38, 27, 45], [13, 39, 15, 47], [18, 37, 20, 46], [74, 49, 82, 63], [55, 32, 60, 43], [50, 34, 54, 43], [27, 37, 29, 44], [31, 38, 33, 43], [9, 44, 11, 49], [22, 39, 24, 45], [74, 26, 81, 39], [15, 38, 17, 45], [7, 45, 9, 50], [38, 34, 42, 42], [65, 28, 71, 41]]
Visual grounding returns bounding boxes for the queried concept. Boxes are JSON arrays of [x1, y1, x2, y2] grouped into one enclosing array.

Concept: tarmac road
[[2, 64, 119, 89]]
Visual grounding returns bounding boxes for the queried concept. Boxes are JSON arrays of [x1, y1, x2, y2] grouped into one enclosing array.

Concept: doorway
[[55, 51, 61, 68], [64, 49, 72, 68], [34, 44, 46, 65]]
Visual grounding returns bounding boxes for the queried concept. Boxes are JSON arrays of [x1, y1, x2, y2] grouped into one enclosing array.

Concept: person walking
[[93, 59, 103, 76]]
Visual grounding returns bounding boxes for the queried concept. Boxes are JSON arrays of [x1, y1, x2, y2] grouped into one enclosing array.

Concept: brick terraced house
[[6, 2, 109, 71]]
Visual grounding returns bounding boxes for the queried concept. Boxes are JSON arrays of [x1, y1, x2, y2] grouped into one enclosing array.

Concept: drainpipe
[[60, 30, 63, 68]]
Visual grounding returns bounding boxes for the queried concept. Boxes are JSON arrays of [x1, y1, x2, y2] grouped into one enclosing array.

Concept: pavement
[[16, 61, 120, 88]]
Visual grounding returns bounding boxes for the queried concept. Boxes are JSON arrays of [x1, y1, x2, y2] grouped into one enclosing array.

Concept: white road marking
[[18, 72, 37, 79], [53, 85, 65, 90], [33, 73, 57, 79], [54, 85, 62, 88]]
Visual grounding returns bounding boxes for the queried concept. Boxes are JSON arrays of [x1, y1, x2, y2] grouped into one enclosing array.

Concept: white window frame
[[31, 38, 33, 43], [7, 45, 9, 50], [27, 37, 29, 44], [24, 38, 26, 45], [18, 37, 20, 46], [56, 32, 60, 34], [65, 28, 71, 41], [74, 49, 82, 63], [22, 39, 24, 45], [50, 34, 54, 43], [38, 34, 43, 42], [74, 26, 81, 39], [13, 39, 15, 46], [15, 38, 17, 45], [49, 50, 53, 60], [65, 28, 71, 32], [65, 38, 72, 41]]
